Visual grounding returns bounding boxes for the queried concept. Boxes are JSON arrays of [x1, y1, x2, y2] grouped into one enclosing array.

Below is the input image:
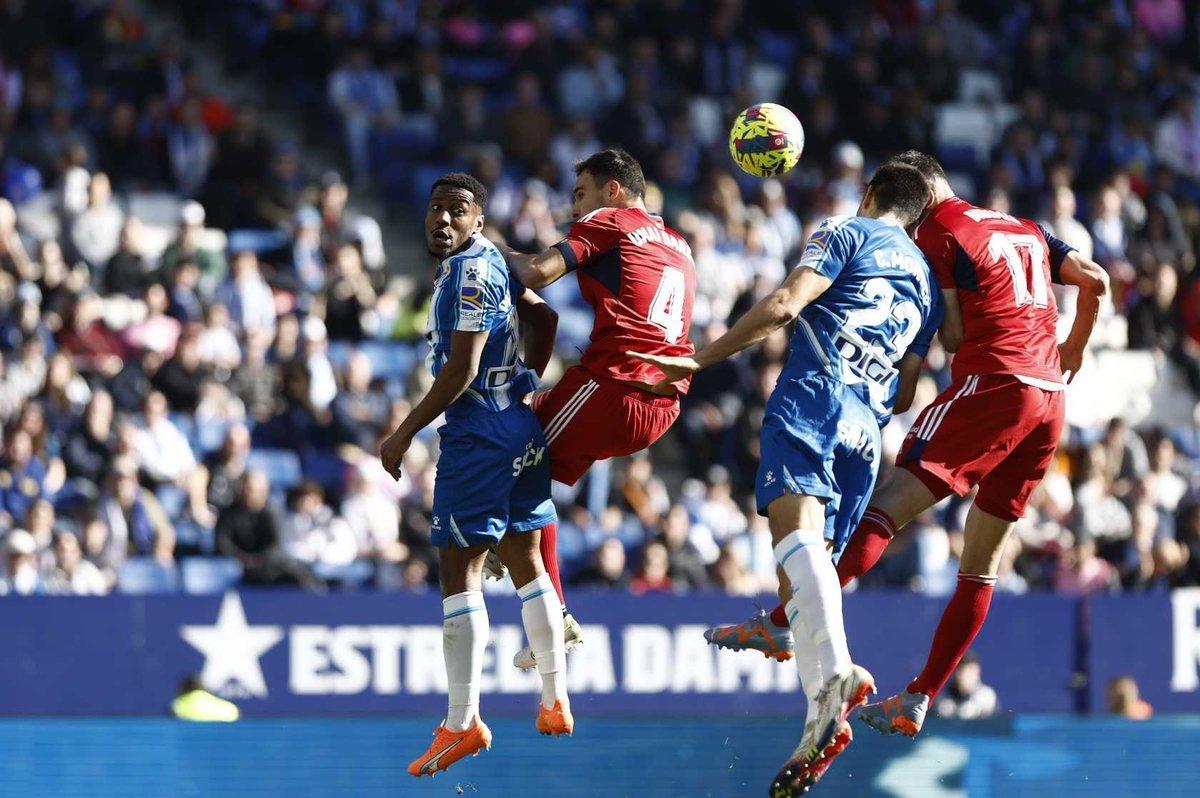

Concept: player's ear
[[473, 211, 485, 234], [607, 178, 622, 202]]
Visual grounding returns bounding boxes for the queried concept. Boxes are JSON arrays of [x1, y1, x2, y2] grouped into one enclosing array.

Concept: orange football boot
[[535, 700, 574, 736], [407, 716, 492, 777]]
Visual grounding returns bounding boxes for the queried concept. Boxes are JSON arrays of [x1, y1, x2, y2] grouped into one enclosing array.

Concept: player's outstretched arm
[[1056, 251, 1110, 382], [379, 329, 489, 478], [631, 266, 832, 390], [516, 288, 558, 377], [938, 289, 962, 353], [499, 243, 569, 290]]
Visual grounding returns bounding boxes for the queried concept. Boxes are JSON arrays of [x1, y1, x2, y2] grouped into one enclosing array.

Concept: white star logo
[[181, 592, 284, 698]]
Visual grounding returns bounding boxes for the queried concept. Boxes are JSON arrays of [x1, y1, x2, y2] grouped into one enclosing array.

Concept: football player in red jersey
[[708, 150, 1109, 737], [498, 149, 697, 668]]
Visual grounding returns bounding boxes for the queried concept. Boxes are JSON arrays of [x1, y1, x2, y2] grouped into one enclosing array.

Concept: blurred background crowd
[[0, 0, 1199, 599]]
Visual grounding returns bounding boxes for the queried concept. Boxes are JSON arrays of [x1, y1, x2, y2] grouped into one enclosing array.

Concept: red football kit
[[533, 205, 697, 486], [898, 197, 1074, 520]]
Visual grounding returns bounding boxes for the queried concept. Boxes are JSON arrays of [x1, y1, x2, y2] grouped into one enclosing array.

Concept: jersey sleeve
[[1036, 223, 1075, 284], [451, 257, 504, 332], [796, 217, 857, 281], [914, 216, 957, 289], [553, 208, 623, 272], [905, 281, 945, 360]]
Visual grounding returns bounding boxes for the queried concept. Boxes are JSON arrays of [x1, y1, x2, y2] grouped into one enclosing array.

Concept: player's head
[[885, 150, 955, 203], [426, 173, 487, 258], [572, 149, 645, 218], [858, 162, 931, 227]]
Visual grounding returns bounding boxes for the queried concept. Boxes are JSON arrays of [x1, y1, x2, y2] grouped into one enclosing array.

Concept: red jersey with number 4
[[914, 197, 1075, 386], [553, 206, 697, 393]]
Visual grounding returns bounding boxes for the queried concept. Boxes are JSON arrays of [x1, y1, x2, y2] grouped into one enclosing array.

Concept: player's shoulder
[[443, 235, 505, 275]]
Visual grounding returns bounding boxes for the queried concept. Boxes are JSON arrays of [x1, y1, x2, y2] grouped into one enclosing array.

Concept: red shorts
[[532, 365, 680, 486], [897, 374, 1065, 521]]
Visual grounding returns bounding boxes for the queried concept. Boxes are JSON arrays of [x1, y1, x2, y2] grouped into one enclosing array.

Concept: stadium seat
[[358, 340, 419, 381], [246, 449, 303, 489], [117, 558, 180, 594], [312, 560, 376, 590], [301, 450, 348, 492], [226, 228, 291, 254], [181, 558, 245, 595], [196, 420, 230, 455]]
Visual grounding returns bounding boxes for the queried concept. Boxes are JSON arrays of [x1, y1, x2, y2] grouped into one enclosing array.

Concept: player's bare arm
[[630, 266, 832, 390], [1056, 251, 1110, 382], [379, 328, 488, 478], [516, 287, 558, 376], [938, 289, 963, 353], [892, 352, 926, 414], [500, 244, 569, 290]]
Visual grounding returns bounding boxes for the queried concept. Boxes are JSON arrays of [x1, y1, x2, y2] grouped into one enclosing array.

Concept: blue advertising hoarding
[[0, 589, 1079, 716], [1089, 587, 1200, 713]]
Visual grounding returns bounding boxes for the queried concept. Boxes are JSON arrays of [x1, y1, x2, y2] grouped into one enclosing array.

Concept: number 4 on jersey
[[648, 266, 686, 343]]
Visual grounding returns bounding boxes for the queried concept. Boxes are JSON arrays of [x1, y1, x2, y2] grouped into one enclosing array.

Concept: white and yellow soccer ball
[[728, 102, 805, 178]]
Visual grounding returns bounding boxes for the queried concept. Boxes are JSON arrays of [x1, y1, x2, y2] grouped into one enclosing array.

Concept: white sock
[[443, 591, 488, 731], [776, 529, 852, 684], [518, 572, 568, 710], [788, 609, 824, 725]]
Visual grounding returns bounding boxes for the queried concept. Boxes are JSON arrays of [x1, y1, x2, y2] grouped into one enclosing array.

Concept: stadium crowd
[[1, 0, 1200, 598]]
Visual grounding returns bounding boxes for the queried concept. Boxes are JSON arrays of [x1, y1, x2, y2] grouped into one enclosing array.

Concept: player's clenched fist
[[379, 430, 412, 480]]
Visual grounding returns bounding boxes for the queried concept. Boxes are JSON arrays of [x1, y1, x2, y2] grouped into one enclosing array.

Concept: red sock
[[769, 604, 788, 627], [836, 508, 897, 587], [907, 574, 997, 697], [538, 522, 565, 606]]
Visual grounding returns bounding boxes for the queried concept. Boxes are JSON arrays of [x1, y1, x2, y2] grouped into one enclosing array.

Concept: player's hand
[[1058, 342, 1084, 384], [379, 430, 412, 481], [627, 351, 702, 392]]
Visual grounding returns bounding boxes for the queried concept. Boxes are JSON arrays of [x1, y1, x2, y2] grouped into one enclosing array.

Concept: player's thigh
[[616, 390, 681, 455], [508, 407, 557, 539], [533, 366, 606, 486], [829, 406, 882, 557], [432, 418, 516, 548], [975, 389, 1065, 522], [898, 375, 1036, 496], [756, 412, 838, 543]]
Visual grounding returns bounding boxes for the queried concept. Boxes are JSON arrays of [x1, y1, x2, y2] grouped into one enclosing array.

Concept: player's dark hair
[[430, 172, 487, 210], [885, 150, 948, 182], [866, 162, 931, 225], [574, 149, 646, 198]]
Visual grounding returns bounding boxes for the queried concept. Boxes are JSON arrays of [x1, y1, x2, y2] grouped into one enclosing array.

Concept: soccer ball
[[728, 103, 805, 178]]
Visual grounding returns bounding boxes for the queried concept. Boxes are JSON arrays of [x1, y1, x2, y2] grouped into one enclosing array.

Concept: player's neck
[[876, 212, 907, 228], [610, 197, 647, 213]]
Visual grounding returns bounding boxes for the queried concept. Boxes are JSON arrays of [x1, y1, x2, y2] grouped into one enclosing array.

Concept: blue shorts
[[755, 374, 881, 556], [432, 403, 557, 548]]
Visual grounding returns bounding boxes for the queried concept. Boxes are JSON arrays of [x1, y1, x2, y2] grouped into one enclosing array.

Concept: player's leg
[[408, 542, 494, 777], [835, 466, 943, 585], [503, 406, 573, 734], [862, 386, 1063, 737]]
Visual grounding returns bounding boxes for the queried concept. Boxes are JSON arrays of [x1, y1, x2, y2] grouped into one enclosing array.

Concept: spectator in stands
[[215, 469, 322, 590], [195, 302, 241, 373], [630, 540, 674, 595], [659, 504, 711, 589], [98, 458, 174, 566], [159, 202, 226, 294], [151, 332, 207, 412], [503, 73, 555, 168], [279, 480, 357, 568], [317, 172, 384, 271], [332, 351, 386, 448], [1107, 675, 1153, 719], [1055, 536, 1119, 595], [167, 98, 213, 197], [0, 428, 58, 528], [322, 243, 376, 341], [575, 537, 630, 589], [63, 389, 114, 488], [0, 529, 42, 595], [934, 651, 999, 720], [165, 258, 204, 325], [133, 390, 198, 486], [42, 530, 107, 595], [103, 217, 153, 297], [215, 250, 276, 336], [328, 45, 400, 186], [122, 284, 181, 359], [341, 462, 405, 563], [58, 292, 126, 377], [228, 330, 278, 423], [68, 172, 123, 271], [202, 423, 250, 514]]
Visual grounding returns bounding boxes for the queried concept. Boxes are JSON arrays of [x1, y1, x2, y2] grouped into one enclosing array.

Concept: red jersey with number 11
[[914, 197, 1075, 386], [553, 206, 697, 393]]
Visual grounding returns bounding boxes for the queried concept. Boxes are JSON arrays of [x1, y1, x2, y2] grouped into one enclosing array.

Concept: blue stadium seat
[[311, 560, 376, 589], [326, 340, 354, 371], [358, 340, 418, 381], [181, 557, 244, 595], [226, 228, 290, 254], [117, 558, 180, 594], [246, 448, 303, 489], [196, 419, 230, 455], [301, 450, 348, 492]]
